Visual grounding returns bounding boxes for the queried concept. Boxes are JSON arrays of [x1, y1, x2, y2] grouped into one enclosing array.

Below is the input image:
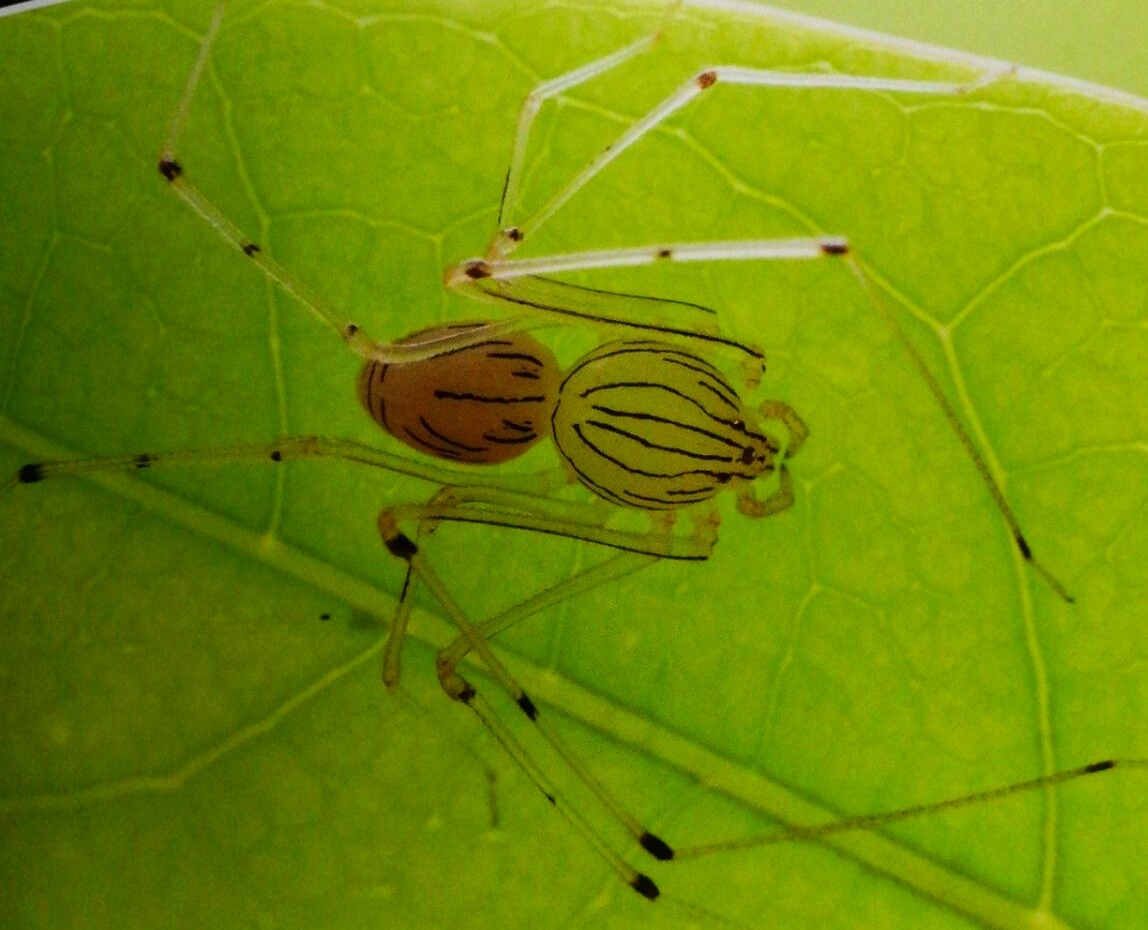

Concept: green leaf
[[764, 0, 1148, 98], [2, 2, 1146, 929]]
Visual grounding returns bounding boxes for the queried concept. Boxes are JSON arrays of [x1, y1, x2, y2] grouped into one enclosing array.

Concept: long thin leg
[[6, 435, 560, 497], [384, 483, 722, 560], [447, 41, 1075, 595], [158, 4, 539, 365], [445, 240, 844, 378], [451, 232, 1072, 600], [11, 436, 725, 682], [379, 513, 670, 899], [385, 546, 657, 690], [450, 237, 845, 286], [160, 7, 766, 369], [8, 434, 734, 562], [454, 235, 1074, 597], [494, 6, 689, 231], [9, 433, 692, 895], [381, 495, 661, 689], [486, 62, 1005, 256], [840, 257, 1073, 601], [377, 504, 1135, 900], [674, 758, 1146, 860], [162, 9, 806, 373], [496, 32, 660, 232]]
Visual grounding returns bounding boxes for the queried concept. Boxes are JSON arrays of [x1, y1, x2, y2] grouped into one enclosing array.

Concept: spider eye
[[740, 446, 756, 465]]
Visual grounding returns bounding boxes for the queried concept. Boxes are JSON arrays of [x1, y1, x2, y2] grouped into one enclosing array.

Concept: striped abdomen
[[359, 323, 560, 464], [552, 341, 776, 508]]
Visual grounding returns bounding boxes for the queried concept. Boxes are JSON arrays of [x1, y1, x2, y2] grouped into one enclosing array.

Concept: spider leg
[[6, 435, 562, 496], [157, 4, 538, 365], [378, 505, 676, 899], [484, 57, 1007, 257], [442, 31, 1072, 595], [384, 529, 660, 690], [9, 427, 717, 894], [494, 5, 692, 232], [497, 32, 660, 234], [453, 235, 1074, 601], [385, 484, 719, 559], [674, 759, 1144, 861], [380, 495, 661, 689]]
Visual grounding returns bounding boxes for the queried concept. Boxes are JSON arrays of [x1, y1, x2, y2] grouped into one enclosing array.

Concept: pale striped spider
[[11, 3, 1131, 903]]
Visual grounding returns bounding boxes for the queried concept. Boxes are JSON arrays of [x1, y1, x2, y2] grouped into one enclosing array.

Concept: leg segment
[[7, 435, 562, 497], [385, 548, 657, 690], [378, 511, 670, 898], [674, 759, 1144, 861], [445, 34, 1069, 597], [485, 58, 1002, 257], [453, 235, 1073, 600], [384, 484, 720, 560], [158, 5, 542, 366], [496, 31, 662, 233]]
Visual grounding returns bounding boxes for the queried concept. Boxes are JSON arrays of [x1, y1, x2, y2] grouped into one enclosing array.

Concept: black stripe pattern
[[359, 323, 559, 464], [552, 341, 777, 509]]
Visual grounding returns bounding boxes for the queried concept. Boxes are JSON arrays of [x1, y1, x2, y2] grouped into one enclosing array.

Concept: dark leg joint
[[516, 693, 538, 721], [463, 260, 492, 280], [17, 463, 44, 484], [1015, 532, 1032, 560], [640, 831, 674, 861], [1085, 759, 1116, 774], [384, 532, 419, 560], [158, 156, 182, 181], [630, 873, 660, 901], [821, 240, 849, 256]]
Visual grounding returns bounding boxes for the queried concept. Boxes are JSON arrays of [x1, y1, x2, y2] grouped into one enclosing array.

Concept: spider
[[7, 2, 1135, 908]]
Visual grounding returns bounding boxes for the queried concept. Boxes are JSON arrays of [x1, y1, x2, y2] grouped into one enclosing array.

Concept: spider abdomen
[[552, 341, 775, 509], [359, 323, 560, 464]]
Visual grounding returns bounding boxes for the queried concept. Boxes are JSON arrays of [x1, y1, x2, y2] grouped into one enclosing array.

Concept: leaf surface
[[1, 2, 1146, 929]]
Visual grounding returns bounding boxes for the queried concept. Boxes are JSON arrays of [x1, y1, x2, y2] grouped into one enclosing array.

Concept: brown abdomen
[[358, 323, 560, 464]]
